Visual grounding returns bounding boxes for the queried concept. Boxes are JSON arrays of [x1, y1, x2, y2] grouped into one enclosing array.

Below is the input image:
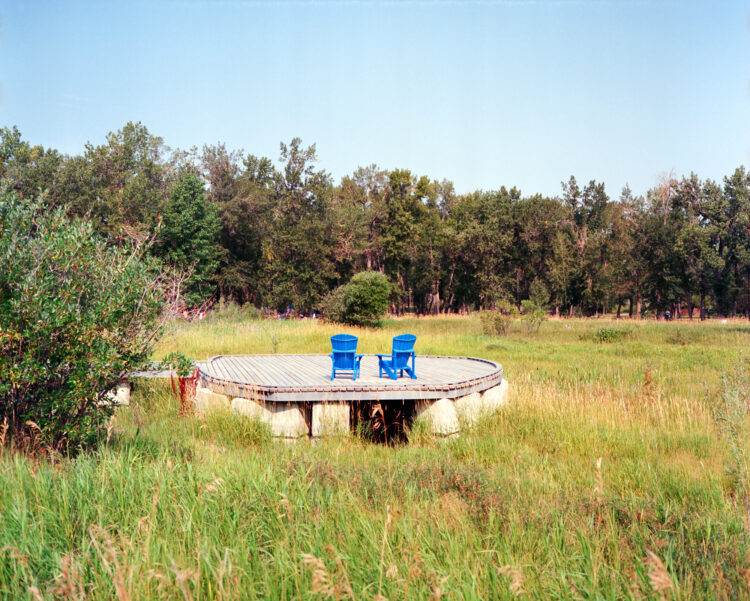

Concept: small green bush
[[211, 298, 262, 321], [521, 299, 548, 334], [592, 327, 632, 343], [343, 271, 390, 326], [322, 271, 390, 327], [480, 300, 519, 336], [0, 192, 165, 452], [320, 285, 348, 324]]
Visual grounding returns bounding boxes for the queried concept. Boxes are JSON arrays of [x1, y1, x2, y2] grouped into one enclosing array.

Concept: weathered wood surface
[[198, 355, 502, 402]]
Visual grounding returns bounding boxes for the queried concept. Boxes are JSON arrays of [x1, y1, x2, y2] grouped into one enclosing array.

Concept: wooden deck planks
[[200, 354, 501, 402]]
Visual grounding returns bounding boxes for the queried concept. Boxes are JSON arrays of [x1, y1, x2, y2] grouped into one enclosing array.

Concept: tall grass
[[0, 316, 748, 599]]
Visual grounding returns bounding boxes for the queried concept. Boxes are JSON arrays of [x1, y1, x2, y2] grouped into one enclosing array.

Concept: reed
[[0, 315, 748, 599]]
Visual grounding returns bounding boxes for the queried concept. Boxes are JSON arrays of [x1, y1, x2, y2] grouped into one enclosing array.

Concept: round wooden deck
[[198, 354, 502, 402]]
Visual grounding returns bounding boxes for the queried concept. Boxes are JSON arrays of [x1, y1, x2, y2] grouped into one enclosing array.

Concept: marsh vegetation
[[0, 315, 748, 599]]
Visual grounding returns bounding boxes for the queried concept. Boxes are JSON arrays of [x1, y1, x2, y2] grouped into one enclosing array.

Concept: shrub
[[343, 271, 390, 326], [480, 300, 519, 336], [0, 192, 166, 453], [320, 285, 347, 324], [211, 298, 262, 321], [322, 271, 390, 327], [592, 327, 632, 343], [521, 299, 548, 334]]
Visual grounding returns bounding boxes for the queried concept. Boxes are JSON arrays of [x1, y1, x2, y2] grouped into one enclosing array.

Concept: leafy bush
[[0, 192, 165, 452], [320, 285, 348, 324], [322, 271, 390, 327], [343, 271, 390, 326], [521, 299, 547, 334], [210, 298, 262, 321], [480, 300, 519, 336], [592, 327, 632, 343]]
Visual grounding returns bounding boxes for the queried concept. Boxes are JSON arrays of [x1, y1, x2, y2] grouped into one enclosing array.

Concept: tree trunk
[[700, 293, 706, 321], [629, 296, 633, 318], [617, 299, 622, 319], [636, 293, 642, 320]]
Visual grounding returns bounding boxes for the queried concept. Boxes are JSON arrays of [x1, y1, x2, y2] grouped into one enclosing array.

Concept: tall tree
[[263, 138, 335, 312], [152, 172, 221, 306]]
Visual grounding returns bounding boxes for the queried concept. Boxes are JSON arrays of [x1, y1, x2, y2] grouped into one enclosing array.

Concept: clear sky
[[2, 0, 748, 197]]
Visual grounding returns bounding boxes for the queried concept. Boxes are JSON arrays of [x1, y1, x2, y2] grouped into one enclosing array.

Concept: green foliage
[[153, 172, 221, 307], [322, 271, 390, 327], [713, 359, 750, 531], [480, 301, 519, 336], [591, 326, 633, 343], [261, 138, 335, 312], [0, 191, 164, 452], [528, 278, 550, 308], [342, 271, 390, 326], [0, 317, 746, 599], [210, 297, 263, 321], [320, 284, 347, 324], [520, 299, 547, 334], [5, 124, 750, 320], [198, 409, 272, 448], [157, 351, 195, 378]]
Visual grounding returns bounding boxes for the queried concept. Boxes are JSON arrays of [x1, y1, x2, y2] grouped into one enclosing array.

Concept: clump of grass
[[197, 409, 272, 449], [713, 359, 750, 534]]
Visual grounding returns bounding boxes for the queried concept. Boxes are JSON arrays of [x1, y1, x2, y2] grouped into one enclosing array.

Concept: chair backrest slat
[[331, 334, 358, 369], [391, 334, 416, 369]]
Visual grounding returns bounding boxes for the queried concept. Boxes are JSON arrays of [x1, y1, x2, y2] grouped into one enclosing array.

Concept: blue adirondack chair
[[329, 334, 363, 380], [376, 334, 417, 380]]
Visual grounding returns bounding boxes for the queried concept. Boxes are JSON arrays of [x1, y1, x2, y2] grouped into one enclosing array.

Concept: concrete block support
[[198, 379, 509, 441], [481, 379, 509, 411], [311, 403, 350, 437], [231, 397, 308, 439], [195, 386, 231, 413], [414, 397, 460, 437], [231, 397, 270, 421], [105, 382, 131, 406], [454, 380, 509, 426]]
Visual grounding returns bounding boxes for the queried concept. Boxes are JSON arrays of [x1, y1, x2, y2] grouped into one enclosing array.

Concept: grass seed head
[[301, 553, 334, 598], [645, 550, 674, 599], [52, 553, 85, 601], [498, 565, 525, 597]]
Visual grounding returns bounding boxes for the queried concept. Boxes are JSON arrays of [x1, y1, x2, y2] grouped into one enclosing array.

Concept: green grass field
[[1, 315, 749, 600]]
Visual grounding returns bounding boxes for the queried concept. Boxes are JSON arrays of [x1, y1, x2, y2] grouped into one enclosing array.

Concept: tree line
[[2, 121, 749, 319]]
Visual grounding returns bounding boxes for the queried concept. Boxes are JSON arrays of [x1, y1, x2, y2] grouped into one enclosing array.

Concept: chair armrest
[[374, 354, 389, 358]]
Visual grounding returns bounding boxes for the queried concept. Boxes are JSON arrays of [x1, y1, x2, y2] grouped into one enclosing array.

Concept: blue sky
[[2, 0, 748, 197]]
